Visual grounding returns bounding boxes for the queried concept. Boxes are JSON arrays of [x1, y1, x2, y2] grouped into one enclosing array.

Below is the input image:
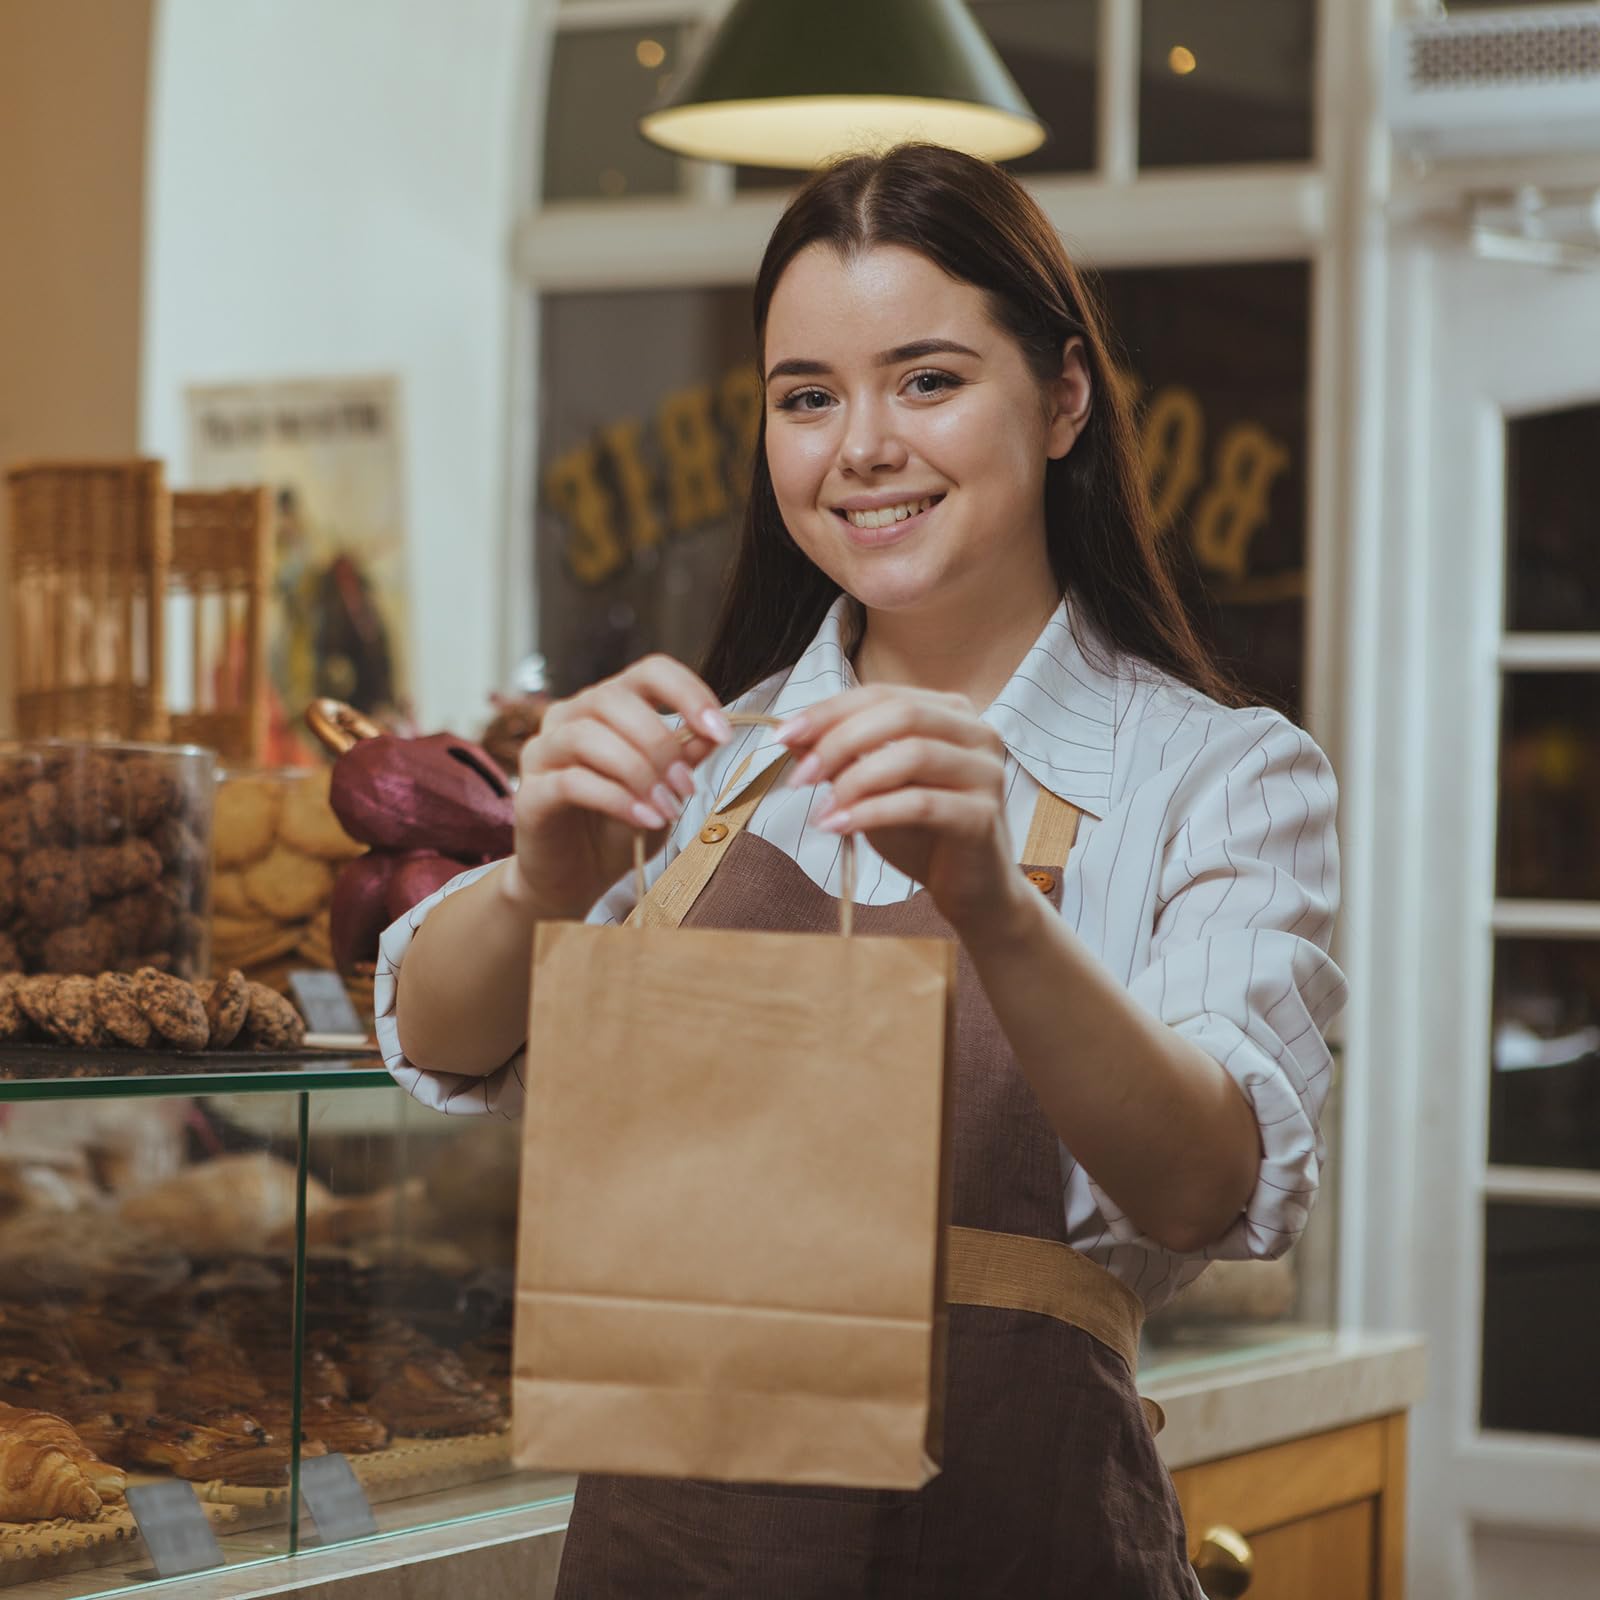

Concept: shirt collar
[[712, 591, 1120, 820]]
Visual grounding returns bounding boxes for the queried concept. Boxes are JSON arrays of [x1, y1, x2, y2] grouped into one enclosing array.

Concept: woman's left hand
[[777, 686, 1025, 939]]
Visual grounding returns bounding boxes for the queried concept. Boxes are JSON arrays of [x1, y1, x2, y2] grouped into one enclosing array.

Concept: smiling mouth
[[831, 494, 944, 546]]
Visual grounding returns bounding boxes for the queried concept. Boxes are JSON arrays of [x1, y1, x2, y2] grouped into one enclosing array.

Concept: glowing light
[[1169, 45, 1197, 75], [636, 38, 666, 69]]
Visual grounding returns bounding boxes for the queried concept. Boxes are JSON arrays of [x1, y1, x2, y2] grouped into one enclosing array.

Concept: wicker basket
[[5, 458, 170, 742]]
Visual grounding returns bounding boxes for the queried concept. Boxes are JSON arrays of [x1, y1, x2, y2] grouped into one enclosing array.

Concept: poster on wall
[[186, 375, 412, 764]]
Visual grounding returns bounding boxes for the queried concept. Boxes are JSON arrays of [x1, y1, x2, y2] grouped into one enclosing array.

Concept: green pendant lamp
[[639, 0, 1047, 170]]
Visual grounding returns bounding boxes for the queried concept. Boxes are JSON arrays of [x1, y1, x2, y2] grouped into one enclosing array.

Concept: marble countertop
[[1140, 1329, 1428, 1469]]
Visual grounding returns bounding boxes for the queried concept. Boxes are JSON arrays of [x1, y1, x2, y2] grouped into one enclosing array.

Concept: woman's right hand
[[505, 654, 733, 920]]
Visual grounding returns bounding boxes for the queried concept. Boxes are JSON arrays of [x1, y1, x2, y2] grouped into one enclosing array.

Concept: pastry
[[0, 1430, 103, 1519], [133, 967, 210, 1051], [242, 982, 306, 1050], [120, 1151, 334, 1254], [201, 970, 249, 1049], [92, 971, 154, 1048], [0, 1402, 125, 1498]]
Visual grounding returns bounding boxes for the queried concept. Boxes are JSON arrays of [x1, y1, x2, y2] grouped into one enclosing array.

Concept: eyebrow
[[764, 338, 981, 385]]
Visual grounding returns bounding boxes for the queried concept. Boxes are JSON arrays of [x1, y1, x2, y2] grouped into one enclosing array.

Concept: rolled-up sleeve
[[1086, 714, 1348, 1260], [373, 862, 529, 1118]]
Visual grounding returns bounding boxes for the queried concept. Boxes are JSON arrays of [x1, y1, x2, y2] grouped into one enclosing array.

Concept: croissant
[[0, 1436, 101, 1521], [0, 1401, 126, 1499]]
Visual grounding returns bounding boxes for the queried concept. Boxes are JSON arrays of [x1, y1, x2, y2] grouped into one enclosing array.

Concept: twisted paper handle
[[633, 711, 856, 936]]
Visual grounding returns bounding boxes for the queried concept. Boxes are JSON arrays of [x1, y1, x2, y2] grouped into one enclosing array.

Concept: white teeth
[[843, 495, 935, 529]]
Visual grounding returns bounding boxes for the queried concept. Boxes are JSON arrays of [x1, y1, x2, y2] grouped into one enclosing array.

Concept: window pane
[[543, 26, 688, 201], [1138, 0, 1315, 168], [978, 0, 1097, 176], [735, 1, 1098, 192], [1100, 262, 1310, 717], [1491, 939, 1600, 1170], [535, 264, 1310, 714], [1482, 1202, 1600, 1440], [1505, 402, 1600, 633], [536, 287, 753, 692], [1497, 672, 1600, 901]]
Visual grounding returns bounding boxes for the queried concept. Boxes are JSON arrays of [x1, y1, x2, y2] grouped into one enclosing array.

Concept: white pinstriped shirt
[[375, 593, 1346, 1312]]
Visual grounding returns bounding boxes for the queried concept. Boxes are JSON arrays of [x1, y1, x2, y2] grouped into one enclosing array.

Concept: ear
[[1044, 336, 1093, 461]]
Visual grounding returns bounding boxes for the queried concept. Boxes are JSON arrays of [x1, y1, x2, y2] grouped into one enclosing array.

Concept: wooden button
[[699, 822, 730, 844], [1025, 869, 1056, 894]]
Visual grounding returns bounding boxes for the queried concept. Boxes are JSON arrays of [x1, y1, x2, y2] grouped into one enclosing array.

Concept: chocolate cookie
[[83, 839, 162, 899], [94, 971, 155, 1048], [203, 970, 250, 1049], [0, 931, 19, 975], [0, 853, 15, 922], [0, 796, 31, 854], [40, 974, 101, 1047], [242, 982, 306, 1051], [124, 759, 179, 832], [59, 756, 128, 843], [15, 975, 60, 1033], [41, 915, 119, 976], [23, 780, 63, 846], [0, 974, 27, 1040], [133, 967, 209, 1052], [17, 847, 91, 930]]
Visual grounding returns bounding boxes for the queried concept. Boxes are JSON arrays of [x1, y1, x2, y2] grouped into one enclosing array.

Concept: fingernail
[[651, 783, 679, 819], [667, 761, 696, 800], [630, 800, 666, 829], [790, 754, 821, 786], [775, 715, 810, 743], [816, 809, 851, 833], [699, 707, 733, 742]]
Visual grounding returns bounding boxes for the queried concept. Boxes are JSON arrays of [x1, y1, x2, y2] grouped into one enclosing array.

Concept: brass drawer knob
[[1193, 1525, 1254, 1598]]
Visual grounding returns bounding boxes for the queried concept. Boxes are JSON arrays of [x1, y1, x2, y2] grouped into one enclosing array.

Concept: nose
[[838, 394, 908, 476]]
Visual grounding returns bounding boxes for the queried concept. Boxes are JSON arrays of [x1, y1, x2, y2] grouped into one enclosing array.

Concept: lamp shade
[[639, 0, 1047, 170]]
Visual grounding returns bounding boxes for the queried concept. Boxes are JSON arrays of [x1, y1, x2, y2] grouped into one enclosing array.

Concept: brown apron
[[553, 760, 1197, 1598]]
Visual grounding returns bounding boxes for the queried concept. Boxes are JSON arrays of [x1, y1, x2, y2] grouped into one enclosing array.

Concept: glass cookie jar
[[0, 740, 215, 982]]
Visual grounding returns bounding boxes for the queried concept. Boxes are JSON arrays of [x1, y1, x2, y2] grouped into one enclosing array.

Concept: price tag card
[[299, 1452, 379, 1545], [289, 968, 371, 1049], [125, 1480, 225, 1578]]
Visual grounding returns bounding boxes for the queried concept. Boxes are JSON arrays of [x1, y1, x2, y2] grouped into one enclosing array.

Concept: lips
[[832, 496, 942, 549]]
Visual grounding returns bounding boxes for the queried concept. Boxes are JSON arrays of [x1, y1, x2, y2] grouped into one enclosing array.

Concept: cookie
[[15, 975, 59, 1032], [0, 796, 32, 854], [212, 871, 255, 918], [214, 780, 280, 867], [123, 758, 179, 832], [278, 769, 365, 861], [93, 971, 154, 1048], [40, 974, 101, 1047], [17, 848, 91, 930], [242, 981, 306, 1051], [41, 915, 119, 976], [148, 817, 207, 874], [0, 975, 27, 1041], [23, 781, 63, 846], [133, 967, 209, 1052], [243, 845, 334, 923], [0, 854, 15, 922], [58, 756, 128, 843], [83, 839, 162, 900], [203, 969, 250, 1048], [0, 932, 19, 975]]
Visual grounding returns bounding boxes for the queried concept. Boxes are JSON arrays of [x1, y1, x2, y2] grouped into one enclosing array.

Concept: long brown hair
[[698, 142, 1243, 709]]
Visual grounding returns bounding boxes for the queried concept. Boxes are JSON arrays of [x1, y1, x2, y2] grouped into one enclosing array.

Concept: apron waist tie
[[946, 1225, 1165, 1435]]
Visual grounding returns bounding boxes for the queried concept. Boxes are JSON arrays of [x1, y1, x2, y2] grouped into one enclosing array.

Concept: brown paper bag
[[513, 799, 956, 1489]]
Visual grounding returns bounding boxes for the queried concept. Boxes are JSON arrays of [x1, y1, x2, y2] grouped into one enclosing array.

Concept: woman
[[381, 143, 1345, 1597]]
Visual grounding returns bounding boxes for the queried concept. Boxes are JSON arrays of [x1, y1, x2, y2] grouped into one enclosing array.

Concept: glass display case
[[0, 1050, 572, 1596]]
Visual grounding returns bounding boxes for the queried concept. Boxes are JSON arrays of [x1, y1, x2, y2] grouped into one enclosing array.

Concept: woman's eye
[[776, 387, 832, 412], [907, 370, 960, 398]]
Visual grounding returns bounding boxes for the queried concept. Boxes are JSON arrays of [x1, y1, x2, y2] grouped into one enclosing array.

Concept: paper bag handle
[[632, 712, 856, 936]]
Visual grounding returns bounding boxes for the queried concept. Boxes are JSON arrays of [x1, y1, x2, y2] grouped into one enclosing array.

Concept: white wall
[[142, 0, 546, 736]]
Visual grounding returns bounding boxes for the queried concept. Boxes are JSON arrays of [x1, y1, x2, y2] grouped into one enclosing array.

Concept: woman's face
[[762, 242, 1089, 618]]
